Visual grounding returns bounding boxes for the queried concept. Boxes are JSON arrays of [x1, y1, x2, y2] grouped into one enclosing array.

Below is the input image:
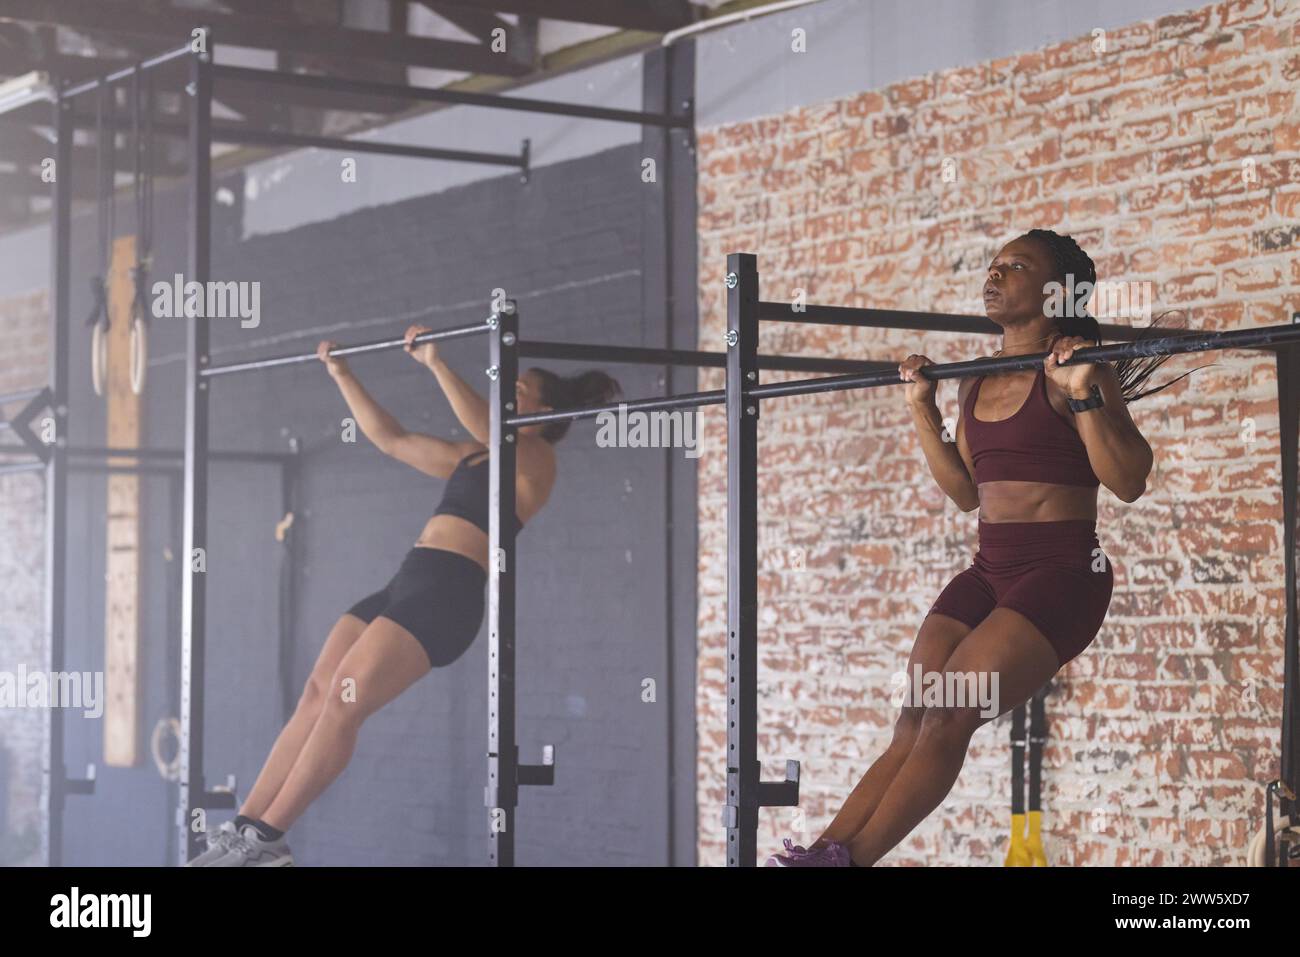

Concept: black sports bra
[[433, 450, 524, 536]]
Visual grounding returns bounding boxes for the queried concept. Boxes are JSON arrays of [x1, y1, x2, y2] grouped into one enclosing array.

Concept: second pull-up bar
[[199, 320, 901, 380], [199, 318, 496, 378]]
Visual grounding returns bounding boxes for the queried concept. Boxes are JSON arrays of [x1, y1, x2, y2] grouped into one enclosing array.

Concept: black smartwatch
[[1067, 384, 1104, 413]]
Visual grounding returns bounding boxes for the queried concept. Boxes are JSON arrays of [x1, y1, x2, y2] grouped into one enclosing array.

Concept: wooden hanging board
[[104, 234, 141, 767]]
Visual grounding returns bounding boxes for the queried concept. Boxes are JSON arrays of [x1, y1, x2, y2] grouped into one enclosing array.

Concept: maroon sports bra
[[962, 365, 1100, 488]]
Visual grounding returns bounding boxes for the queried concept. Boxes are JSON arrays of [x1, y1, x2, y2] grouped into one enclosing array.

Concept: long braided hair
[[1021, 228, 1208, 403]]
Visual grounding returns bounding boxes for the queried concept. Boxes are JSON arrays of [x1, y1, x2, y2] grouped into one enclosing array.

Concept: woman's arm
[[404, 325, 490, 443], [1046, 338, 1153, 503], [910, 394, 982, 511], [514, 433, 557, 519], [317, 340, 469, 478], [428, 359, 489, 443], [900, 354, 981, 512], [1060, 362, 1153, 502]]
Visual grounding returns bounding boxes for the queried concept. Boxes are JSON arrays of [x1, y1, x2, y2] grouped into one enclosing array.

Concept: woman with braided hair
[[770, 229, 1191, 867]]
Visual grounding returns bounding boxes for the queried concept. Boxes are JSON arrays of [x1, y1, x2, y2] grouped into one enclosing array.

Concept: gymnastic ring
[[129, 317, 148, 395], [1246, 813, 1292, 866], [90, 321, 108, 398], [150, 716, 182, 782]]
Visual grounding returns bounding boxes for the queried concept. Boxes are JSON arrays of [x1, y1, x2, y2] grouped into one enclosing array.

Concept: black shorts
[[344, 547, 487, 668]]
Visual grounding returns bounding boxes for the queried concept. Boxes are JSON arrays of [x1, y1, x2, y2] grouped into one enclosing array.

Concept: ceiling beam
[[430, 0, 699, 32], [0, 0, 531, 75], [417, 1, 509, 44], [416, 2, 536, 71], [213, 0, 410, 126], [421, 2, 538, 71]]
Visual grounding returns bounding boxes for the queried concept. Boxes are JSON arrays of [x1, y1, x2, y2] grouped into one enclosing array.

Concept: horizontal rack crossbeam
[[756, 301, 1148, 340], [209, 63, 690, 128], [507, 388, 724, 427], [518, 340, 893, 374]]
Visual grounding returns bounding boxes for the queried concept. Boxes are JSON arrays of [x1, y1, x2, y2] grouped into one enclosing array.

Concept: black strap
[[1008, 704, 1025, 816], [85, 83, 115, 329], [130, 68, 155, 327], [1028, 682, 1051, 813], [84, 275, 108, 329]]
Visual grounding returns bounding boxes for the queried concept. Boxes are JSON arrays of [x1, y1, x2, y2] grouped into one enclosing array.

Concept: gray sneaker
[[208, 824, 294, 867], [185, 820, 239, 867]]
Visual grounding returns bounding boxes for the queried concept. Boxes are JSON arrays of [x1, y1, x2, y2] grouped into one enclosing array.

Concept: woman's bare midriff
[[414, 514, 490, 572], [977, 481, 1097, 523]]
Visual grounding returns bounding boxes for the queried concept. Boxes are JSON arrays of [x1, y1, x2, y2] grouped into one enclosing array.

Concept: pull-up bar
[[200, 318, 496, 378], [506, 319, 1300, 429], [200, 321, 901, 381], [749, 320, 1300, 401]]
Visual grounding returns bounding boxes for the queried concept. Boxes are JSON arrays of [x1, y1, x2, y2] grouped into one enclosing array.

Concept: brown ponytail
[[530, 368, 622, 443]]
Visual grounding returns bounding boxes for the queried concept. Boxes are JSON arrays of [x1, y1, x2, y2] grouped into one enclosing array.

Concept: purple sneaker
[[765, 839, 851, 867], [764, 837, 810, 866]]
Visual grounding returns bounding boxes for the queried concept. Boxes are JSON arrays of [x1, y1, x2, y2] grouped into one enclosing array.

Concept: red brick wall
[[694, 0, 1300, 866], [0, 289, 49, 866]]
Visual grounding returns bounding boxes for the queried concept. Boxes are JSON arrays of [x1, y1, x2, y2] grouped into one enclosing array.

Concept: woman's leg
[[813, 612, 972, 846], [258, 617, 432, 831], [239, 613, 368, 821], [843, 607, 1060, 865]]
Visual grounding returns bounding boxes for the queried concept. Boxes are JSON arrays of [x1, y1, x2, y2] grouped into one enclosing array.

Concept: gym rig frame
[[24, 29, 1299, 867]]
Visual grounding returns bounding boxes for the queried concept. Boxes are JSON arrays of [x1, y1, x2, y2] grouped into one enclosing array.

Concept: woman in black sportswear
[[187, 323, 618, 866]]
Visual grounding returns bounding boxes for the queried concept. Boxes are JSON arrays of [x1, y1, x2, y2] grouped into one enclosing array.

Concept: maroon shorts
[[926, 519, 1113, 667]]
